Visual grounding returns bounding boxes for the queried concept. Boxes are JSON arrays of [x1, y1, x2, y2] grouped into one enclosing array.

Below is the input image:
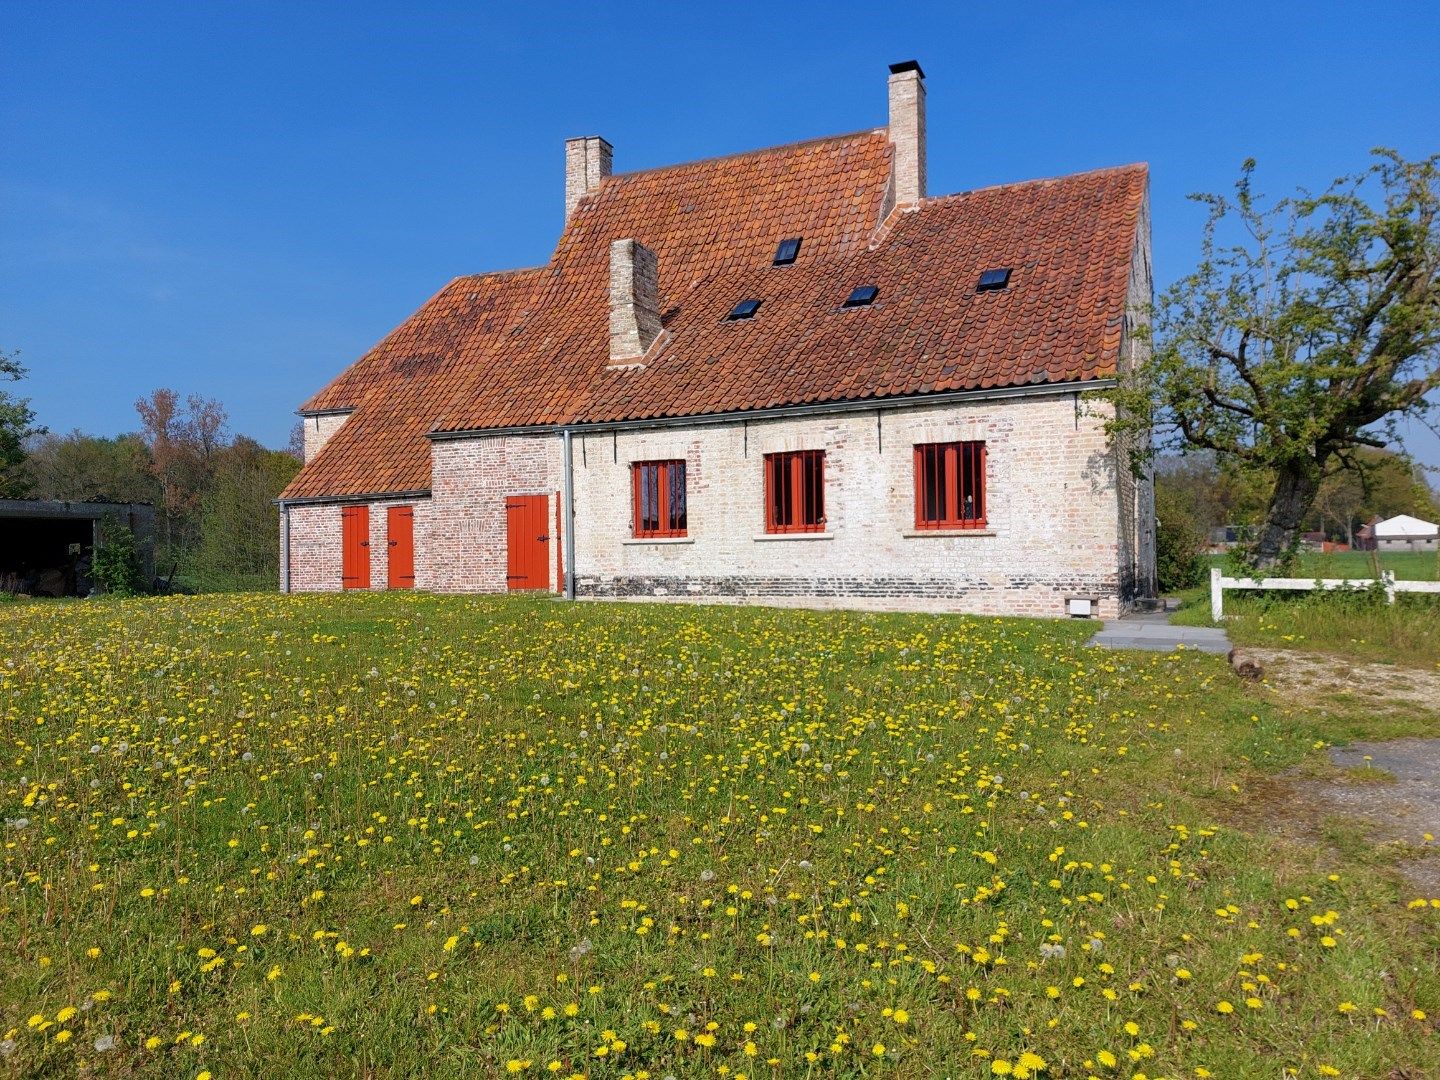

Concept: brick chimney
[[887, 61, 926, 206], [608, 238, 661, 365], [565, 135, 612, 219]]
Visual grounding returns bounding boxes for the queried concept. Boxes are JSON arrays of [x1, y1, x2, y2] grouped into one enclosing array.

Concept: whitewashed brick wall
[[569, 392, 1125, 617], [286, 392, 1140, 618]]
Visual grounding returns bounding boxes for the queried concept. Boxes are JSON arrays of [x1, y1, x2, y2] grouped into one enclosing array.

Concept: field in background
[[1169, 553, 1440, 666], [2, 594, 1437, 1078]]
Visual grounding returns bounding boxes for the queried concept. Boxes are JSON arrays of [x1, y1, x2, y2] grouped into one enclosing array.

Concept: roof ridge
[[604, 128, 888, 182], [449, 265, 549, 285], [922, 162, 1148, 204]]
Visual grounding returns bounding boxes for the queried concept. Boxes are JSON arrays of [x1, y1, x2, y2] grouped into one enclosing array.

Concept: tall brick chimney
[[565, 135, 612, 219], [887, 61, 926, 206], [608, 238, 661, 365]]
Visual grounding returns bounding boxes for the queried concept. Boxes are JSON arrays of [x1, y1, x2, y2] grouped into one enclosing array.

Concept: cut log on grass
[[1228, 649, 1264, 681]]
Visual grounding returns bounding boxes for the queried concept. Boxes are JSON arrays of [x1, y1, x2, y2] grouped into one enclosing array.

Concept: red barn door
[[505, 495, 549, 591], [341, 505, 370, 590], [387, 505, 415, 589]]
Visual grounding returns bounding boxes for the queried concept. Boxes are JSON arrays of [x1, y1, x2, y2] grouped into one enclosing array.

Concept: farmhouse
[[279, 62, 1157, 618]]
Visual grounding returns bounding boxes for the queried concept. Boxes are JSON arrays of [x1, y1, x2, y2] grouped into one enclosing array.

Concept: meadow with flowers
[[1, 592, 1436, 1079]]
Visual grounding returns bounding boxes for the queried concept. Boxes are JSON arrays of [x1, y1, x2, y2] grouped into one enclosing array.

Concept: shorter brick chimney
[[887, 60, 926, 206], [608, 238, 661, 365], [565, 135, 612, 219]]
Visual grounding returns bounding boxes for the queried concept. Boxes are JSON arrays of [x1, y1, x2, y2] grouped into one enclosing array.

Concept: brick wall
[[428, 434, 561, 593], [287, 392, 1131, 618], [300, 412, 352, 464], [285, 497, 432, 592], [568, 392, 1124, 618]]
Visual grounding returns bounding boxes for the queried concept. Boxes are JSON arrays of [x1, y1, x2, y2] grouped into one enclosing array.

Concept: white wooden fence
[[1210, 567, 1440, 621]]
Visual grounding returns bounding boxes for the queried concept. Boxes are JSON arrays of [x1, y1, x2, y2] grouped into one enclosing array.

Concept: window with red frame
[[632, 460, 687, 537], [764, 449, 826, 533], [914, 441, 987, 529]]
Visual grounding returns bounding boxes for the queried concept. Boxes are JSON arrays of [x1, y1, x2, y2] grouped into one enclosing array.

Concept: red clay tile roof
[[282, 128, 1146, 501]]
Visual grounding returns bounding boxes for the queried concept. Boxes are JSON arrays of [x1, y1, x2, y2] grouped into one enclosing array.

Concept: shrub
[[1154, 483, 1205, 592], [91, 516, 148, 597]]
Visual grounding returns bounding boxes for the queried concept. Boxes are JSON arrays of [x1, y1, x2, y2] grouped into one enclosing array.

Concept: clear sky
[[3, 2, 1438, 462]]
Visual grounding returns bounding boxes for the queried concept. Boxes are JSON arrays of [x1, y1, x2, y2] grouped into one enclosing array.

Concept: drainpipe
[[278, 500, 291, 593], [561, 428, 576, 599]]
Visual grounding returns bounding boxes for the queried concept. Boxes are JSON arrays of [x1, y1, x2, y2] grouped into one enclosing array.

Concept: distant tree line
[[1156, 448, 1438, 546], [3, 355, 300, 592]]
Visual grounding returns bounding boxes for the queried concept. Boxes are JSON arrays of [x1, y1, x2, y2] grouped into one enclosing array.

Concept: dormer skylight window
[[773, 237, 802, 266], [843, 285, 879, 308], [728, 299, 762, 320], [977, 268, 1012, 292]]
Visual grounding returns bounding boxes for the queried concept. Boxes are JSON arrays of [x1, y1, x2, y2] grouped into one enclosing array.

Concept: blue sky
[[3, 2, 1438, 463]]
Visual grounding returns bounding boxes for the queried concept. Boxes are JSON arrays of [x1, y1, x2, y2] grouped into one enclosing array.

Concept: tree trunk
[[1252, 460, 1325, 568]]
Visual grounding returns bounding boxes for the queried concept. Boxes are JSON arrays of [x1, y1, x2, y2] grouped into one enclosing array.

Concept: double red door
[[506, 495, 550, 591]]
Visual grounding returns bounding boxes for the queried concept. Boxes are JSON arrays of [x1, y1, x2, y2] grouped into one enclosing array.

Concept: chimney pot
[[886, 60, 927, 207], [609, 238, 661, 365], [565, 135, 613, 219]]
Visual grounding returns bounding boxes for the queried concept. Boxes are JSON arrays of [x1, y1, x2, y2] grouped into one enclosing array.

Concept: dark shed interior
[[0, 501, 155, 597]]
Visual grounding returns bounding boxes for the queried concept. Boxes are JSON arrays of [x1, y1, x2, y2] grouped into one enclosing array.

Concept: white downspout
[[561, 429, 577, 599]]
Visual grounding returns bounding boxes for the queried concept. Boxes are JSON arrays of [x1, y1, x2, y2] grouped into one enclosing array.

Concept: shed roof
[[1374, 514, 1439, 537]]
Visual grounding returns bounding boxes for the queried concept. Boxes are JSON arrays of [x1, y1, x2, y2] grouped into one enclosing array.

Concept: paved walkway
[[1090, 609, 1232, 654]]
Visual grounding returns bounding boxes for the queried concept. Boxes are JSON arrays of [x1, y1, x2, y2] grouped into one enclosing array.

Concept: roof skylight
[[977, 268, 1012, 292], [843, 286, 879, 308], [773, 237, 802, 266], [728, 299, 762, 320]]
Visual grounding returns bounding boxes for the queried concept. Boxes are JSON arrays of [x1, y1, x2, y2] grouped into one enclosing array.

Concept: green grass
[[1167, 554, 1440, 667], [1262, 550, 1440, 582], [2, 593, 1438, 1078]]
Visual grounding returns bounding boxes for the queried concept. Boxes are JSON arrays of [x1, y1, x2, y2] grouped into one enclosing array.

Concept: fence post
[[1211, 566, 1224, 622], [1383, 570, 1397, 605]]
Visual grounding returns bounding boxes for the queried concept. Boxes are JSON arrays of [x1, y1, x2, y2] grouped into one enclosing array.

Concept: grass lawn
[[1168, 554, 1440, 667], [2, 593, 1437, 1078]]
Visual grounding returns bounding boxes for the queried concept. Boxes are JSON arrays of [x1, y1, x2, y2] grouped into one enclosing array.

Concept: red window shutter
[[914, 441, 987, 529], [631, 460, 686, 538], [763, 450, 825, 533]]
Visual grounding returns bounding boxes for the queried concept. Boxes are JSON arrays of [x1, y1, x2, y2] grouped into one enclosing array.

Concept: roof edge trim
[[278, 489, 431, 508], [608, 128, 887, 181]]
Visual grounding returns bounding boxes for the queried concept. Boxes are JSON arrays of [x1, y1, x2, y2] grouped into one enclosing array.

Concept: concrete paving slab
[[1090, 615, 1231, 654]]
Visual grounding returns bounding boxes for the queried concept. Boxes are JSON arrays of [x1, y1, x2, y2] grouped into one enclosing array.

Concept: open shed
[[0, 500, 155, 596]]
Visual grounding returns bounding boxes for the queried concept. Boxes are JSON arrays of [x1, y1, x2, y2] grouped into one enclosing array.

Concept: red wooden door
[[387, 505, 415, 589], [506, 495, 549, 591], [341, 505, 370, 590]]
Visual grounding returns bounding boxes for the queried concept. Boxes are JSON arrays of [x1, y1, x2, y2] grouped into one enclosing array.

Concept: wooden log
[[1227, 649, 1263, 681]]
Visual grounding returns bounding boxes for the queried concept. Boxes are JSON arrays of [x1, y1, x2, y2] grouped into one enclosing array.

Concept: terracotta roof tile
[[282, 128, 1145, 501]]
